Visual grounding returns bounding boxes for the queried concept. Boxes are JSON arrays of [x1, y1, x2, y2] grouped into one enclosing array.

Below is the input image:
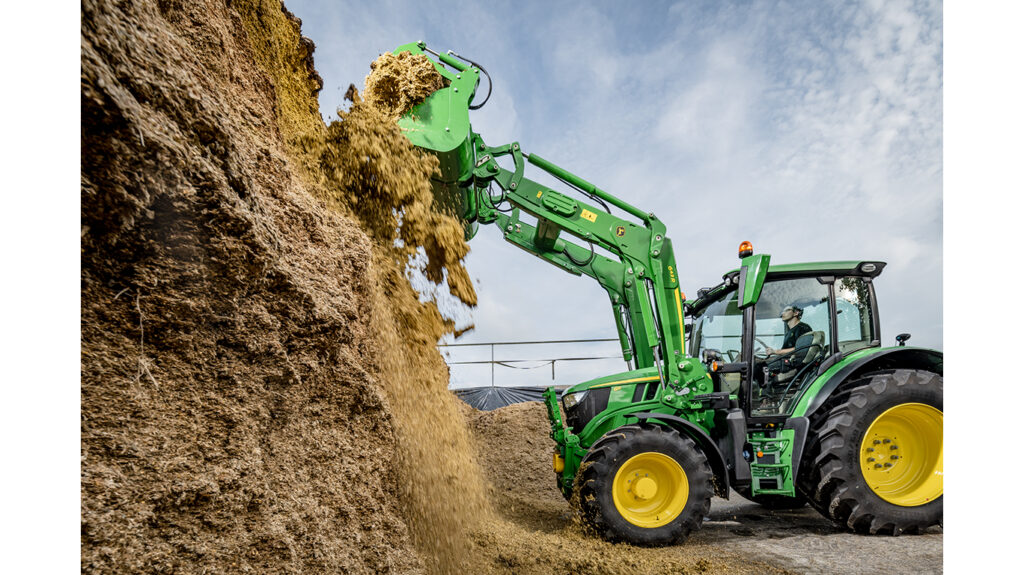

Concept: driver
[[765, 304, 811, 358]]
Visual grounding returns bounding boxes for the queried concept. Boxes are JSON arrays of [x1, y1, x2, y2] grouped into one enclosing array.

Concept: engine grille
[[564, 387, 611, 435]]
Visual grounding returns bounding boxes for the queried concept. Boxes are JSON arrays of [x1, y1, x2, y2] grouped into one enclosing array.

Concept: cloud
[[653, 40, 764, 166]]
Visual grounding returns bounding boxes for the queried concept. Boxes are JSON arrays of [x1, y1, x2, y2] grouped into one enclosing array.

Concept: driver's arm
[[768, 326, 804, 356]]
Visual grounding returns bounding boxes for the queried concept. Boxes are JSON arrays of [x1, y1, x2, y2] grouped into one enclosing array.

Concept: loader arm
[[464, 132, 687, 386], [393, 41, 687, 387]]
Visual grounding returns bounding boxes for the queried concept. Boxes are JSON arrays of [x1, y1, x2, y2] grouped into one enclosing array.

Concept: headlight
[[562, 390, 589, 410]]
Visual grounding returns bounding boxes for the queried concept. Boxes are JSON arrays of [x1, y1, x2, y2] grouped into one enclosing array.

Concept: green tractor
[[394, 42, 943, 545]]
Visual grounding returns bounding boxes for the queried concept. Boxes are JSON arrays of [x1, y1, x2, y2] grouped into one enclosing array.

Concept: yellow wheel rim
[[612, 452, 688, 528], [860, 403, 943, 506]]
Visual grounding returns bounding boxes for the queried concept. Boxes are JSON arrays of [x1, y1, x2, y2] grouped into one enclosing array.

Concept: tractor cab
[[687, 260, 885, 421]]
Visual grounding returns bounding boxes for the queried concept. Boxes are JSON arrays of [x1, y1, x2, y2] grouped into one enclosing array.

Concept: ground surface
[[695, 493, 943, 574]]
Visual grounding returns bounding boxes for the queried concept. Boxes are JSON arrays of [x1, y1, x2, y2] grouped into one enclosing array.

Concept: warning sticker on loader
[[580, 209, 597, 222]]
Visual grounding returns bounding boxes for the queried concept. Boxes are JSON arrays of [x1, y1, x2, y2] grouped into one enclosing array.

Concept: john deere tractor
[[393, 42, 943, 545]]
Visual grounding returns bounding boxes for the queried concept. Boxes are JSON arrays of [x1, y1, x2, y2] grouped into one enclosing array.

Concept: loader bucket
[[393, 42, 481, 237]]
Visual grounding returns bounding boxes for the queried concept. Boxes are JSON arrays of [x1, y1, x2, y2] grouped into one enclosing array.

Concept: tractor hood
[[561, 367, 661, 399]]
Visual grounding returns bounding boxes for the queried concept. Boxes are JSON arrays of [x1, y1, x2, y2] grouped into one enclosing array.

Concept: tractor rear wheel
[[575, 424, 713, 546], [798, 369, 942, 534]]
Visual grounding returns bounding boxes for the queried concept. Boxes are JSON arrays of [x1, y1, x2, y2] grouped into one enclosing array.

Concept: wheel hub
[[612, 452, 689, 528], [633, 476, 658, 500], [862, 436, 901, 470], [860, 403, 943, 506]]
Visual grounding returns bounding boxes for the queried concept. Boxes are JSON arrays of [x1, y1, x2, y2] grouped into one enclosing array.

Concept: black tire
[[798, 369, 943, 534], [734, 486, 807, 510], [575, 424, 713, 546]]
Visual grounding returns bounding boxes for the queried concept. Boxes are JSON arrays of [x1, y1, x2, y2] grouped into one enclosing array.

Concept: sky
[[287, 0, 943, 390]]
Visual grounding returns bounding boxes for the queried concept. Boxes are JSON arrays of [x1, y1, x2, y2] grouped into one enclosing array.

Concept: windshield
[[690, 288, 743, 362]]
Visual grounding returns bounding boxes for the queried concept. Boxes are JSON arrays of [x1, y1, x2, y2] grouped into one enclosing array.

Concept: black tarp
[[452, 386, 569, 411]]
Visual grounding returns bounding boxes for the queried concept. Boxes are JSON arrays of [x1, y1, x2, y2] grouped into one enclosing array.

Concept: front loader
[[392, 42, 943, 545]]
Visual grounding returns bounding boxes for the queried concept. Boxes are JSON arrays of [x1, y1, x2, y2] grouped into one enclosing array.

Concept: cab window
[[835, 276, 876, 354], [753, 278, 832, 356]]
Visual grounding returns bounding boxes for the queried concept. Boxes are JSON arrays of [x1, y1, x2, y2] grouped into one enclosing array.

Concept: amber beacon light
[[738, 241, 754, 258]]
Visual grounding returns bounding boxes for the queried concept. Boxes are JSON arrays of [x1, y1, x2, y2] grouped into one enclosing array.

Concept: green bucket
[[393, 42, 482, 235]]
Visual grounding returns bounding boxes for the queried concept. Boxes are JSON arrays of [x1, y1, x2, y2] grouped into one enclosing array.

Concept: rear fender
[[629, 412, 730, 498], [796, 346, 943, 419]]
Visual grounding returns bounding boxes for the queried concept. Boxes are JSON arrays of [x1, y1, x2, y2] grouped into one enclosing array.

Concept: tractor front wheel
[[799, 369, 943, 534], [575, 424, 713, 546]]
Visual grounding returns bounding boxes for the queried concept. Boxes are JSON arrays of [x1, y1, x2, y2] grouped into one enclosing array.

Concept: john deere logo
[[615, 226, 626, 237]]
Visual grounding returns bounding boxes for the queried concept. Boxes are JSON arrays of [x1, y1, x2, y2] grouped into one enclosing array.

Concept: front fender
[[629, 412, 730, 498]]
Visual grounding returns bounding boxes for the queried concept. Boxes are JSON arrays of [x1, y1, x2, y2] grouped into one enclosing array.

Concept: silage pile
[[466, 402, 567, 529], [82, 0, 445, 572], [81, 1, 783, 574]]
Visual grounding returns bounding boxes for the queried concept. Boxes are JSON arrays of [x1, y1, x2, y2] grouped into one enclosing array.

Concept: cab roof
[[754, 260, 886, 277], [688, 260, 886, 314]]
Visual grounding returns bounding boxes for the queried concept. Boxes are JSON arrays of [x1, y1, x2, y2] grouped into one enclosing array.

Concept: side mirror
[[895, 333, 911, 347], [702, 349, 722, 363]]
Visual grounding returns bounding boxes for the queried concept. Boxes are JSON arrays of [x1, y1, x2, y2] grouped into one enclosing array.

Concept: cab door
[[744, 276, 834, 419]]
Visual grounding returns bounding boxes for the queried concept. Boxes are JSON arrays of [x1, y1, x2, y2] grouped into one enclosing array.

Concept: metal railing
[[439, 338, 621, 387]]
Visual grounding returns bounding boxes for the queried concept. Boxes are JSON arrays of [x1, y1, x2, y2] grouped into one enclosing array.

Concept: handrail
[[439, 338, 623, 386]]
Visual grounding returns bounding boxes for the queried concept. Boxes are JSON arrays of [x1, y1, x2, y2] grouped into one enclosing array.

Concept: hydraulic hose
[[441, 49, 492, 110], [563, 241, 596, 268]]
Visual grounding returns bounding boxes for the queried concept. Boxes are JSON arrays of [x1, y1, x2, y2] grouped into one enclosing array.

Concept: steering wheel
[[726, 349, 740, 362], [753, 337, 771, 360]]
